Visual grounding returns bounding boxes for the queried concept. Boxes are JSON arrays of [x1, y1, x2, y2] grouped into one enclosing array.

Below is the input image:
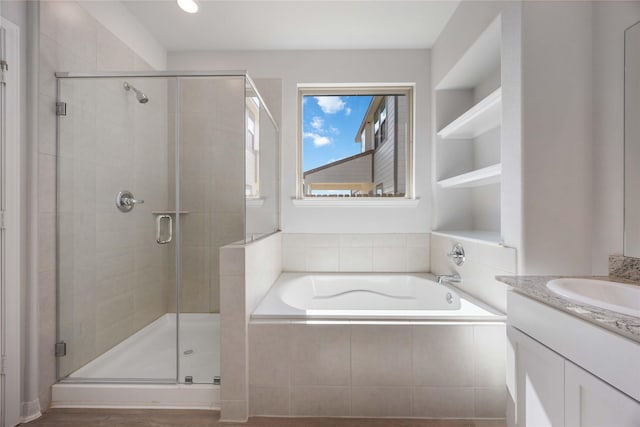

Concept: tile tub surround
[[609, 254, 640, 281], [430, 234, 516, 314], [248, 322, 506, 419], [496, 276, 640, 343], [282, 233, 430, 273], [220, 233, 282, 422]]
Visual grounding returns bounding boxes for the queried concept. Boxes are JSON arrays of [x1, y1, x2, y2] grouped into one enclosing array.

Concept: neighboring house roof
[[303, 150, 375, 195], [303, 149, 375, 177]]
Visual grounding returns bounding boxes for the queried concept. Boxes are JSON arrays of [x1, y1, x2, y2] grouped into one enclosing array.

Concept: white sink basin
[[546, 278, 640, 318]]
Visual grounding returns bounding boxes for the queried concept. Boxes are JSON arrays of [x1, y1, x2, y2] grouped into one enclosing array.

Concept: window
[[374, 100, 387, 149], [245, 97, 260, 197], [298, 85, 413, 198]]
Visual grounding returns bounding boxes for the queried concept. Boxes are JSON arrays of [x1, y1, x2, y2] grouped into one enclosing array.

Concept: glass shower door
[[55, 73, 271, 386], [56, 76, 178, 382], [176, 76, 246, 384]]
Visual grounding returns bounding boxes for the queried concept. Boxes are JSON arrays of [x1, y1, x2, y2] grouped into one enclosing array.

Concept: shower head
[[123, 81, 149, 104]]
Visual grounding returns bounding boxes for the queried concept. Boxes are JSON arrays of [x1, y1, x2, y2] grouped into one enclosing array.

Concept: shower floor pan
[[52, 313, 220, 409]]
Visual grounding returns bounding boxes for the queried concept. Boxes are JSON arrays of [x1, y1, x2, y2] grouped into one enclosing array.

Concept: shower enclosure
[[54, 72, 278, 386]]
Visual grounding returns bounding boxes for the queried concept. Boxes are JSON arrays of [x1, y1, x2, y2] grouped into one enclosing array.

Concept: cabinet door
[[508, 326, 565, 427], [565, 361, 640, 427]]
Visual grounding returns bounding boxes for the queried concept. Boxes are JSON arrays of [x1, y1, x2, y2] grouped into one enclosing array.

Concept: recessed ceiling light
[[177, 0, 198, 14]]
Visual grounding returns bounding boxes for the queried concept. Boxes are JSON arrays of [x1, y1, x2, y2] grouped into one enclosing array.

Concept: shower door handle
[[156, 215, 173, 244]]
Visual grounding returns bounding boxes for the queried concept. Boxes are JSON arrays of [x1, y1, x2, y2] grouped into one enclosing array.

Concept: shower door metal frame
[[173, 78, 181, 384], [54, 71, 279, 135], [54, 71, 279, 386]]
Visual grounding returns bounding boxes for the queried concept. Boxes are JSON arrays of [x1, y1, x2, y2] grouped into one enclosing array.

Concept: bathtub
[[248, 272, 507, 418], [252, 272, 504, 321]]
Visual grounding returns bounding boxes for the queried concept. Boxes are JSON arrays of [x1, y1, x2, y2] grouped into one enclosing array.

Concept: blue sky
[[302, 95, 373, 172]]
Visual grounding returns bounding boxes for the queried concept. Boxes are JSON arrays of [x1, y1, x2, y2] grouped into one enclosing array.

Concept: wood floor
[[23, 409, 507, 427]]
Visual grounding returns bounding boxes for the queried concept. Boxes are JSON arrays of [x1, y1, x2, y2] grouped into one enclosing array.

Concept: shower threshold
[[52, 313, 220, 409]]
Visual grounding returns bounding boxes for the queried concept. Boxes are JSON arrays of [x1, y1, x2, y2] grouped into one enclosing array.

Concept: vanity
[[492, 17, 640, 427], [498, 275, 640, 427]]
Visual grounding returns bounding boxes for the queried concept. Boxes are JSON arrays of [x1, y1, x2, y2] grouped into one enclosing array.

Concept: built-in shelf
[[431, 230, 502, 246], [438, 163, 501, 189], [435, 17, 502, 90], [437, 88, 502, 140], [151, 211, 190, 215], [433, 15, 503, 241]]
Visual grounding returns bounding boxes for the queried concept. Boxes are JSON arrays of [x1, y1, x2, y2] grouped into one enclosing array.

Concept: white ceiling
[[121, 1, 460, 51]]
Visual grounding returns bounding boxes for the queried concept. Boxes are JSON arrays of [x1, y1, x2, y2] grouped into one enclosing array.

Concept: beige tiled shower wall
[[166, 77, 246, 314], [38, 1, 167, 408], [56, 75, 171, 378]]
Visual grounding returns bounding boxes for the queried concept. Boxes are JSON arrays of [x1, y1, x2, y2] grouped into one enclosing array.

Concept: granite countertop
[[495, 275, 640, 344]]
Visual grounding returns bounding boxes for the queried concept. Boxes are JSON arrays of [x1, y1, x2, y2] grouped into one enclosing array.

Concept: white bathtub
[[252, 273, 504, 321]]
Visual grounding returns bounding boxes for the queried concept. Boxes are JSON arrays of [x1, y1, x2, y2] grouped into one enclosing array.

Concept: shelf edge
[[438, 163, 502, 189], [437, 87, 502, 140]]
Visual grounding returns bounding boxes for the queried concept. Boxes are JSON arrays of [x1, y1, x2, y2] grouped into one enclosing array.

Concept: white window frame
[[296, 84, 415, 202]]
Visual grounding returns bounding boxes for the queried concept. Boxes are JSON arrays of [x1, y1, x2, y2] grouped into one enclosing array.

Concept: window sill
[[246, 197, 265, 207], [291, 198, 420, 208]]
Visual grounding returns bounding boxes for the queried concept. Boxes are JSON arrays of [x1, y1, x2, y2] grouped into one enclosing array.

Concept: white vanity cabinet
[[508, 326, 564, 426], [565, 362, 640, 427], [507, 291, 640, 427]]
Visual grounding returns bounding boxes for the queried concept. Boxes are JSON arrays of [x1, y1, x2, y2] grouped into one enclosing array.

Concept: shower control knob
[[447, 243, 465, 266], [116, 190, 144, 213]]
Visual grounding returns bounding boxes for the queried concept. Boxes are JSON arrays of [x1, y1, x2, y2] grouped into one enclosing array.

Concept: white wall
[[1, 1, 43, 423], [433, 1, 597, 276], [431, 1, 505, 88], [516, 1, 640, 275], [520, 1, 594, 275], [592, 2, 640, 274], [169, 49, 431, 234], [1, 2, 31, 425]]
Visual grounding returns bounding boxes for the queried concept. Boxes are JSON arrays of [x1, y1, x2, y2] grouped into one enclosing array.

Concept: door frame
[[0, 16, 21, 427]]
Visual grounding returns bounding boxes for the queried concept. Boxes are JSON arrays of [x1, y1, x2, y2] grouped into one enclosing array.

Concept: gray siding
[[305, 152, 373, 184], [396, 95, 408, 195], [373, 96, 396, 194]]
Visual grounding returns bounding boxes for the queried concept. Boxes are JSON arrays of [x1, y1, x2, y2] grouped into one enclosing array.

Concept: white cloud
[[304, 132, 331, 147], [345, 107, 352, 116], [329, 126, 339, 134], [310, 116, 324, 130], [314, 96, 346, 114]]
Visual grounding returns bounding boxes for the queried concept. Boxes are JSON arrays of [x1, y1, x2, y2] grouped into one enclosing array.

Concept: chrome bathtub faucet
[[437, 273, 462, 285]]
